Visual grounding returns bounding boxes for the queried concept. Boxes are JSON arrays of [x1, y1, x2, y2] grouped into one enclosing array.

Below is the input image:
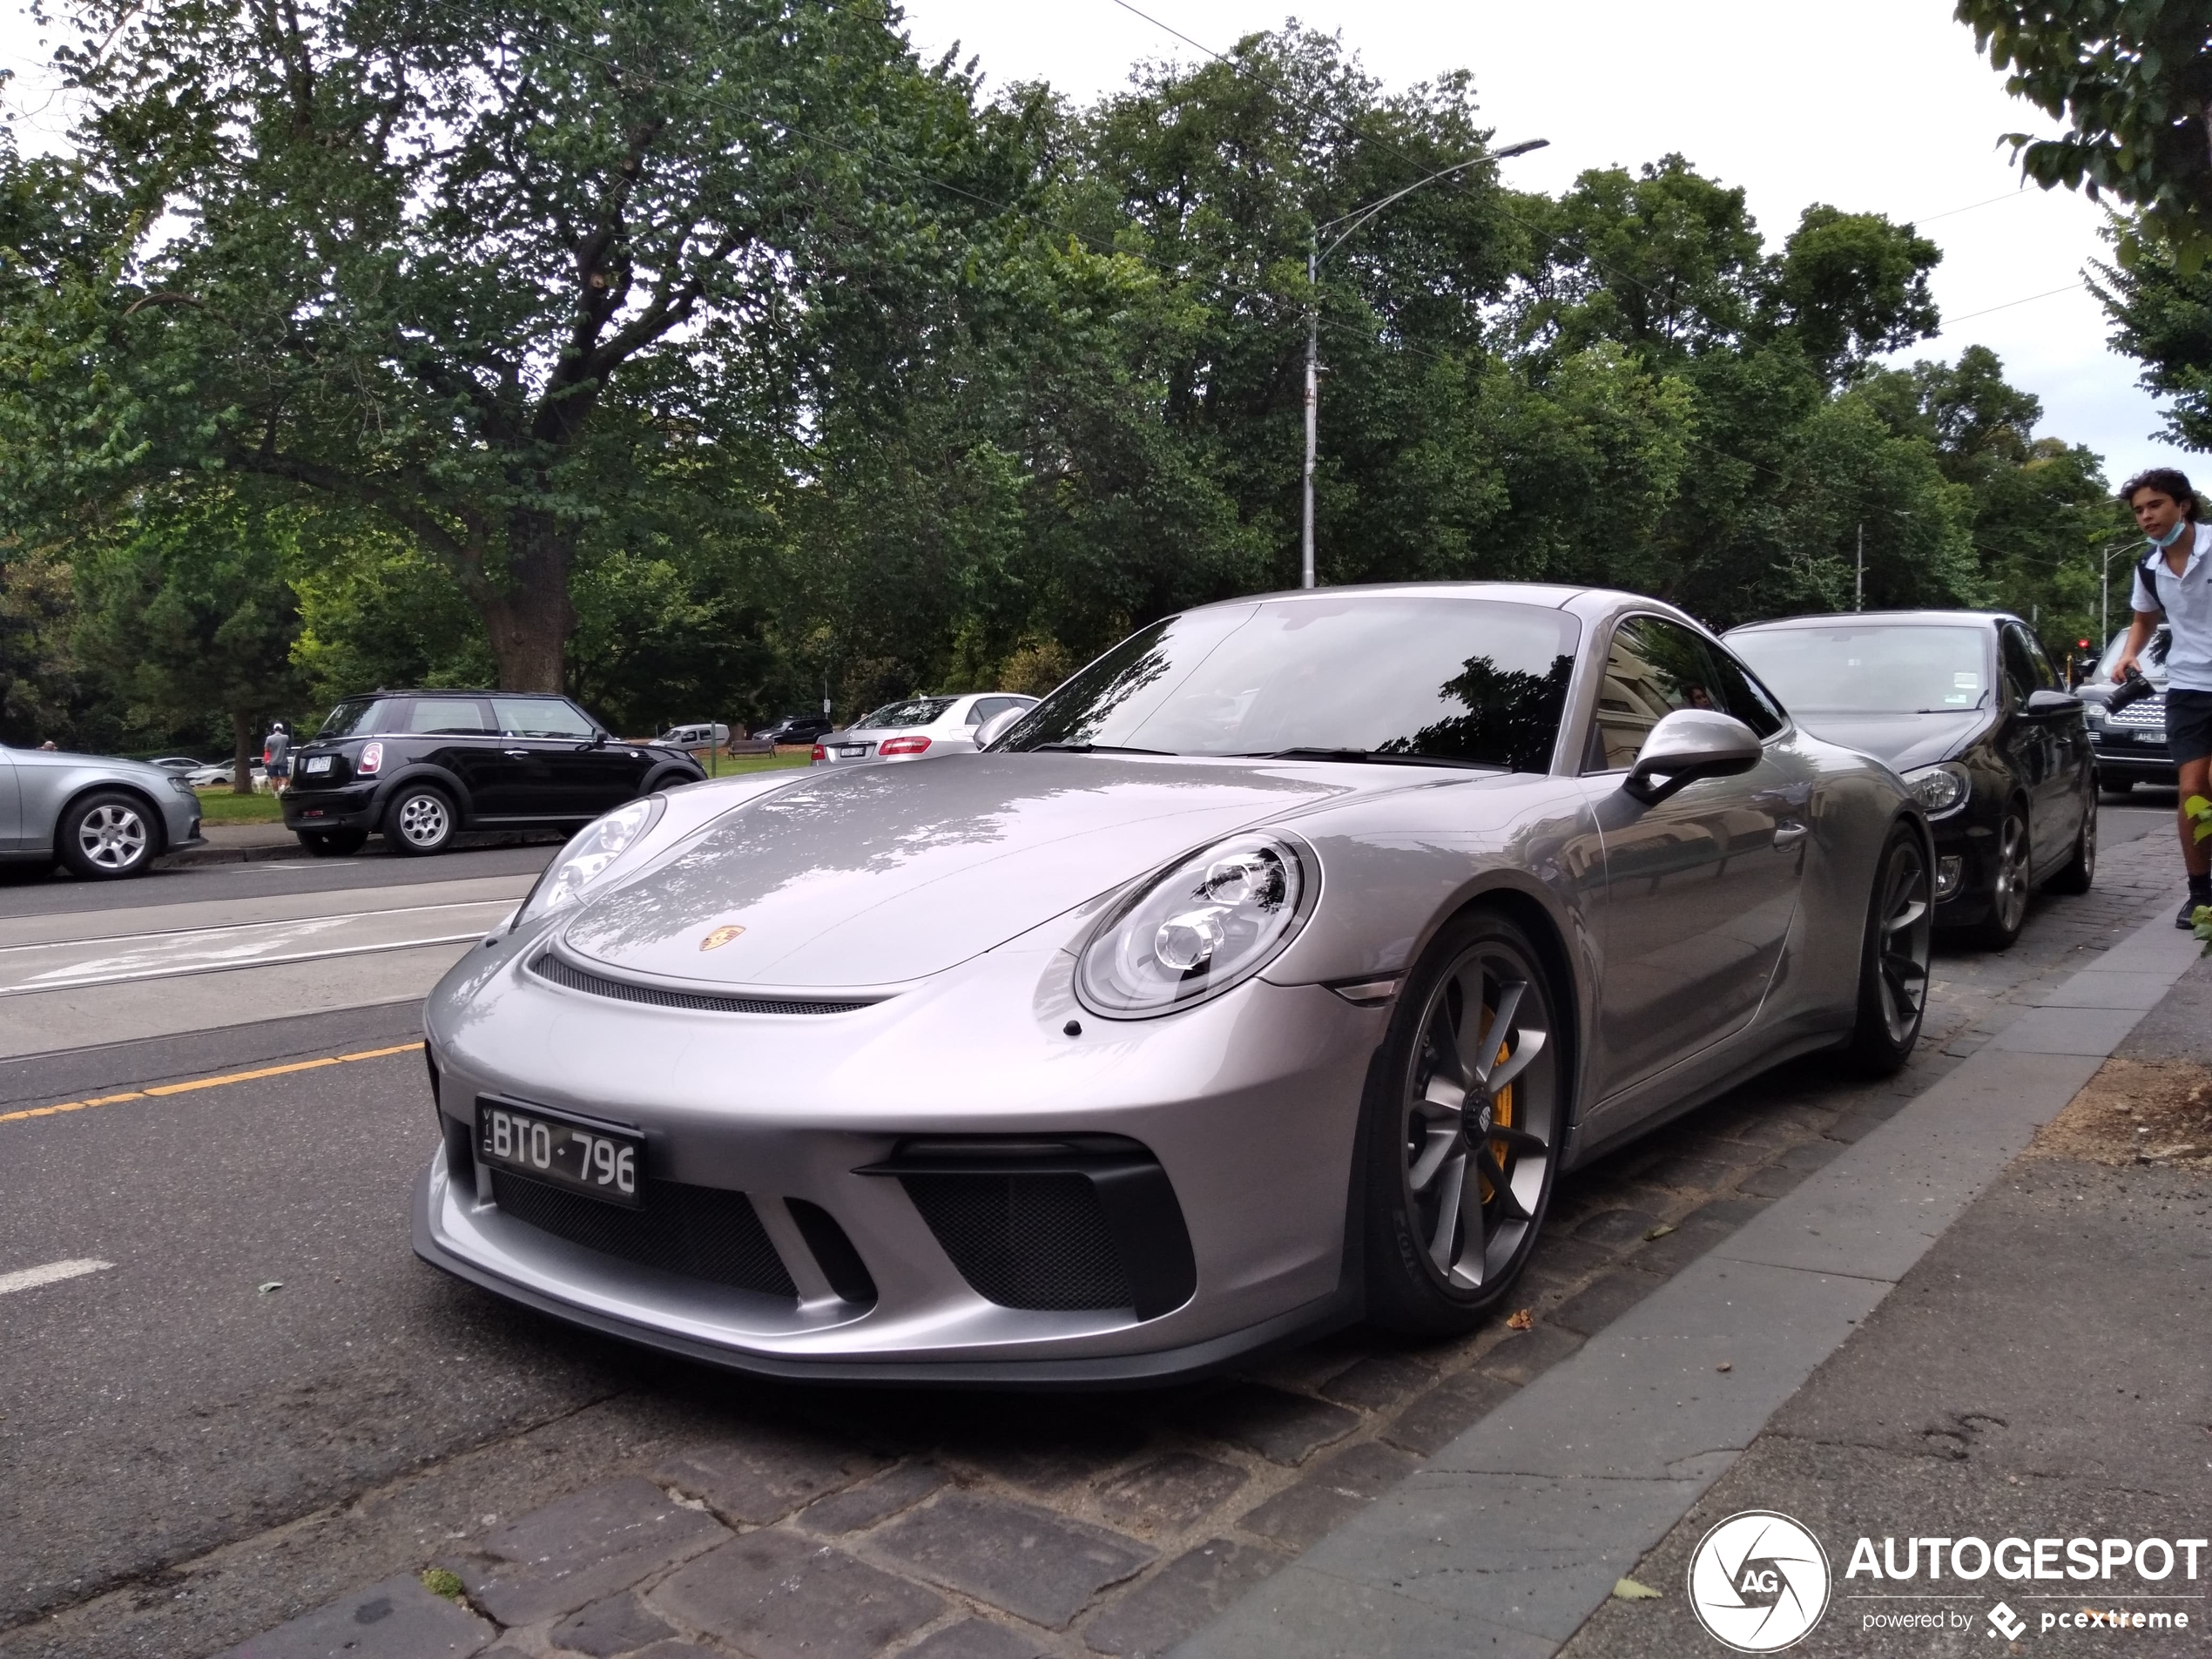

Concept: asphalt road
[[0, 803, 2185, 1657]]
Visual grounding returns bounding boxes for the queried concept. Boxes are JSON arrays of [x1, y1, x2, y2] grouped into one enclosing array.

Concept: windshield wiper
[[1239, 747, 1486, 769], [1030, 742, 1174, 755]]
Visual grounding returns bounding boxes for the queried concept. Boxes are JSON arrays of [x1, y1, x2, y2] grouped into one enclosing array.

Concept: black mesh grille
[[529, 951, 872, 1015], [901, 1174, 1133, 1311], [489, 1170, 796, 1298]]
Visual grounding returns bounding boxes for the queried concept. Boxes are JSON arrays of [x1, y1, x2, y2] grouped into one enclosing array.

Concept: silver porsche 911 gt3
[[415, 583, 1934, 1383]]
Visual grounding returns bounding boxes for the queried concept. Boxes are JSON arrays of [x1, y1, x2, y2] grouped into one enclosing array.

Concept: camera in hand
[[2109, 664, 2157, 713]]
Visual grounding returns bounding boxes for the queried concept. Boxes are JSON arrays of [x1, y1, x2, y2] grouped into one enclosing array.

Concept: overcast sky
[[2, 0, 2197, 492]]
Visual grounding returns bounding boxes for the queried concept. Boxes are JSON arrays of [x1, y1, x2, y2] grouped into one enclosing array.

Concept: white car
[[812, 692, 1038, 766]]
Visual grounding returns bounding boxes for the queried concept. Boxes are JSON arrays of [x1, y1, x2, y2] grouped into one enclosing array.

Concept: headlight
[[2081, 701, 2105, 726], [512, 797, 665, 928], [167, 775, 199, 799], [1076, 833, 1314, 1018], [1901, 762, 1970, 818]]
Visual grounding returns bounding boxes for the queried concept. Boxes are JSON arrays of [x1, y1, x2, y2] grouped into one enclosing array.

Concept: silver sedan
[[0, 745, 206, 879], [811, 692, 1039, 765], [415, 583, 1933, 1383]]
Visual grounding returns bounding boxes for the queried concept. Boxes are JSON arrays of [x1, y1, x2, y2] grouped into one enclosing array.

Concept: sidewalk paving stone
[[794, 1460, 948, 1534], [1379, 1370, 1521, 1457], [549, 1589, 678, 1656], [655, 1427, 888, 1526], [1237, 1440, 1420, 1549], [1168, 1384, 1358, 1467], [653, 1530, 944, 1659], [1314, 1352, 1433, 1410], [1094, 1453, 1251, 1535], [441, 1477, 729, 1627], [219, 1572, 493, 1659], [870, 1490, 1157, 1629], [904, 1618, 1054, 1658]]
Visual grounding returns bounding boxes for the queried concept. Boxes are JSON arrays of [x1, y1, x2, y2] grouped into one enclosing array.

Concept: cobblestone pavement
[[14, 811, 2183, 1659]]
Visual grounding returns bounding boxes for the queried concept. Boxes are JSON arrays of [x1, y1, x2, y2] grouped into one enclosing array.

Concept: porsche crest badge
[[698, 923, 745, 952]]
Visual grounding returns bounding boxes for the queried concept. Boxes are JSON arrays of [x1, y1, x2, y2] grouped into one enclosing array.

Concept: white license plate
[[838, 745, 867, 758], [302, 756, 334, 774]]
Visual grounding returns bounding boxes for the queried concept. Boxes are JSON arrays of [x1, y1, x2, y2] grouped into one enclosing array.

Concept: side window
[[2024, 632, 2060, 690], [968, 697, 1015, 725], [1586, 617, 1730, 772], [1998, 627, 2040, 708], [1708, 647, 1786, 738], [402, 698, 495, 735], [494, 698, 597, 739]]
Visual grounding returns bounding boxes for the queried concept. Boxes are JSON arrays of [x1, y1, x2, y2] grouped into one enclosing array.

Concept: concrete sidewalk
[[1177, 911, 2209, 1659]]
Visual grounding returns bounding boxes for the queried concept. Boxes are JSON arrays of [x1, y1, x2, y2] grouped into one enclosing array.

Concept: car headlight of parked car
[[167, 775, 199, 800], [513, 797, 665, 929], [1076, 833, 1314, 1018], [1901, 762, 1970, 819], [2080, 701, 2105, 726]]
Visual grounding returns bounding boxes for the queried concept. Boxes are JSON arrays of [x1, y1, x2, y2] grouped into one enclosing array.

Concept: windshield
[[999, 597, 1581, 772], [2095, 626, 2168, 684], [316, 698, 377, 738], [859, 698, 955, 730], [1728, 625, 1991, 714]]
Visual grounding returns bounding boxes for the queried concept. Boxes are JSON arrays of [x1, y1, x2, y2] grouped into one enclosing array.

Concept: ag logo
[[1687, 1510, 1831, 1652], [698, 923, 745, 952], [1987, 1602, 2027, 1640]]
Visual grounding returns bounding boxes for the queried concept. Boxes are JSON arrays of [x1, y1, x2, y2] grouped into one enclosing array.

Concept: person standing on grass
[[2111, 468, 2212, 927], [262, 720, 291, 794]]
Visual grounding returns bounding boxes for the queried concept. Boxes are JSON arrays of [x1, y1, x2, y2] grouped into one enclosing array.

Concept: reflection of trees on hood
[[1379, 654, 1575, 773]]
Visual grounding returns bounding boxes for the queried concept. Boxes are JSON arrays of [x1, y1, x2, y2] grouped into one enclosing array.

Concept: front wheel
[[1363, 911, 1565, 1335], [382, 786, 456, 856], [2045, 795, 2096, 895], [1843, 822, 1934, 1075], [1969, 808, 2031, 949], [57, 791, 158, 880]]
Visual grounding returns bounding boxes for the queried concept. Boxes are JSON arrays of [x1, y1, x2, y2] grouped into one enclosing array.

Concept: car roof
[[1725, 610, 2016, 633], [347, 688, 569, 699]]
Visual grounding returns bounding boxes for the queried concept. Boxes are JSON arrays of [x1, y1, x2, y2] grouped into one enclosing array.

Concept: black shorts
[[2167, 689, 2212, 765]]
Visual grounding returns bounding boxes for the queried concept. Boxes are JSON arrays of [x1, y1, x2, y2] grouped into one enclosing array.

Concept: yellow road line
[[0, 1042, 423, 1125]]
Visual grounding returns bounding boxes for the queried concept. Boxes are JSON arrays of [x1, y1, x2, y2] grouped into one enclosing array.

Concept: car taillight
[[358, 741, 384, 775], [811, 744, 826, 761], [880, 736, 931, 756]]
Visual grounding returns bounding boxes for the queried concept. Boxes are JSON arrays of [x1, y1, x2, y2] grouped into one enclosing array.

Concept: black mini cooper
[[280, 690, 707, 857]]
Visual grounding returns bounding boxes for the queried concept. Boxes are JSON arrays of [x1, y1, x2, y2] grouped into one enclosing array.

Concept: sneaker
[[2179, 893, 2210, 930]]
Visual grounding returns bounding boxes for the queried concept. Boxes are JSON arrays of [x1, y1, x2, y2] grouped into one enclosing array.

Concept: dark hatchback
[[281, 691, 706, 858], [2074, 624, 2175, 794], [1725, 611, 2095, 948]]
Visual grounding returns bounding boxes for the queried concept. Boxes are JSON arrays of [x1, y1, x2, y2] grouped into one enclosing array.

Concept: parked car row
[[809, 693, 1040, 767]]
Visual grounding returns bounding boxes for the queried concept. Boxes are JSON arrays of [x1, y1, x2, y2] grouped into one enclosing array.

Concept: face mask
[[2150, 518, 2191, 549]]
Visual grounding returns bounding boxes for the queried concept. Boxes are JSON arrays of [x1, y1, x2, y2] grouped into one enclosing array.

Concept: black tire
[[2101, 776, 2134, 799], [2045, 794, 2096, 895], [298, 828, 368, 858], [1844, 822, 1934, 1075], [382, 785, 456, 856], [1969, 806, 2031, 950], [55, 790, 160, 880], [1362, 910, 1566, 1335]]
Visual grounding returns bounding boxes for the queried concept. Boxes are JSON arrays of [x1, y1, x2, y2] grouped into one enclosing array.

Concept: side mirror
[[1622, 709, 1762, 804], [2025, 689, 2077, 718], [972, 707, 1025, 752]]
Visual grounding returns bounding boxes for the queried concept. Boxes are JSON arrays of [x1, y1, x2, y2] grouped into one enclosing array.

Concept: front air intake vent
[[489, 1170, 797, 1298], [529, 950, 872, 1015]]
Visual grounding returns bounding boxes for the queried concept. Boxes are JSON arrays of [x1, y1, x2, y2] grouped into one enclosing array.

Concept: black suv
[[281, 691, 707, 857], [752, 711, 833, 745]]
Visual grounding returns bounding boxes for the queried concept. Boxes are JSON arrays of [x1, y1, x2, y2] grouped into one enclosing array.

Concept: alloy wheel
[[1874, 837, 1933, 1046], [77, 804, 148, 872], [396, 793, 449, 847], [1989, 813, 2029, 934], [1399, 943, 1559, 1291]]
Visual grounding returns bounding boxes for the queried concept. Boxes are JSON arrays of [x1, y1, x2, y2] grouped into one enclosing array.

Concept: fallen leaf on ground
[[256, 1281, 283, 1294], [1612, 1577, 1662, 1601], [1505, 1307, 1533, 1331], [1716, 1361, 1732, 1372], [1643, 1223, 1676, 1240]]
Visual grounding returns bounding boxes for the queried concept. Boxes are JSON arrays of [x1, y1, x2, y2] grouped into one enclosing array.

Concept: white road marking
[[0, 1258, 114, 1296]]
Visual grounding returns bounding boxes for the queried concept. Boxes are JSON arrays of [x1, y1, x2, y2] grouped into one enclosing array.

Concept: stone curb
[[1170, 908, 2201, 1659]]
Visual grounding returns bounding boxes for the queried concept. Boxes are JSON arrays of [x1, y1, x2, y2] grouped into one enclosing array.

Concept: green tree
[[4, 0, 995, 689], [2095, 241, 2212, 449], [1956, 0, 2212, 267]]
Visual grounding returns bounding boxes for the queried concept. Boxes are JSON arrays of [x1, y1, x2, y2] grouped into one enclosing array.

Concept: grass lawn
[[193, 787, 286, 824], [701, 752, 812, 777]]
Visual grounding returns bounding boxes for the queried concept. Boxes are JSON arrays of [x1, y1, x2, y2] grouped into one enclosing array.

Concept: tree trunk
[[479, 509, 578, 691], [231, 709, 255, 795]]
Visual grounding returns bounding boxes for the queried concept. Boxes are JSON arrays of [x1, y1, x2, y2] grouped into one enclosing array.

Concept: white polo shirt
[[2130, 522, 2212, 693]]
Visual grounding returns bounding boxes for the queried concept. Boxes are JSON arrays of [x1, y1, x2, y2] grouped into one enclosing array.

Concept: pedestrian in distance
[[2110, 468, 2212, 927], [262, 720, 291, 794]]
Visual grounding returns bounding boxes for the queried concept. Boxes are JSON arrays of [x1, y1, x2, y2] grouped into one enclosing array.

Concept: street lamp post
[[1301, 138, 1548, 589], [2098, 536, 2140, 646]]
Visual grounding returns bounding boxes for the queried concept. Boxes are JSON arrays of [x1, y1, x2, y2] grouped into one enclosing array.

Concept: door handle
[[1772, 819, 1809, 848], [503, 750, 529, 758]]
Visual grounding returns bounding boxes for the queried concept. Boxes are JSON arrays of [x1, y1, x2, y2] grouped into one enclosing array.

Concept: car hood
[[556, 754, 1414, 989], [1790, 710, 1988, 771]]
